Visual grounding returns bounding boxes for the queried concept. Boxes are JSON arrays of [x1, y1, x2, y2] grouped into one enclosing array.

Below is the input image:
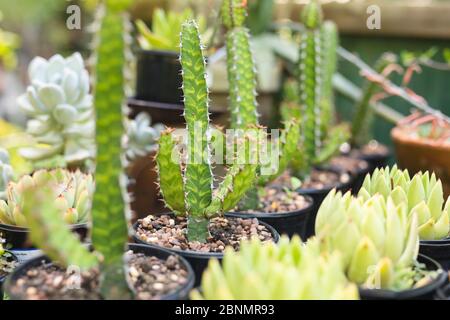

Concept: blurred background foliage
[[0, 0, 448, 152]]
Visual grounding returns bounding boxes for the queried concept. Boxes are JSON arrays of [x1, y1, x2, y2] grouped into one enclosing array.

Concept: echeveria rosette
[[316, 190, 420, 290], [191, 236, 359, 300], [125, 112, 163, 161], [0, 168, 94, 227], [18, 53, 95, 168], [0, 148, 13, 200], [359, 166, 450, 241]]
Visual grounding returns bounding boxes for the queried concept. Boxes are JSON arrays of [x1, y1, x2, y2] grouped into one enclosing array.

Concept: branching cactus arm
[[297, 0, 323, 168], [180, 21, 214, 242], [91, 3, 132, 299], [351, 53, 397, 147], [259, 120, 301, 185], [222, 0, 259, 129], [156, 130, 186, 215], [21, 182, 98, 270]]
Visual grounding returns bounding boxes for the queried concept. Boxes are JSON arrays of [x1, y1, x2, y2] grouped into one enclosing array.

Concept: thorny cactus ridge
[[156, 20, 258, 243]]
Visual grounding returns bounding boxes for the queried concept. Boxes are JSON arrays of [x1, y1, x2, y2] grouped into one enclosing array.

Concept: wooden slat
[[274, 0, 450, 39]]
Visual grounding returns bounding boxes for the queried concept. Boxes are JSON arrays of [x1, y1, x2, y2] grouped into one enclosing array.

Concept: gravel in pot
[[4, 244, 194, 300]]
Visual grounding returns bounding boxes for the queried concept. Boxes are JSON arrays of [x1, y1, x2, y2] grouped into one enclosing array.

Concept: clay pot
[[127, 152, 166, 219], [391, 126, 450, 197]]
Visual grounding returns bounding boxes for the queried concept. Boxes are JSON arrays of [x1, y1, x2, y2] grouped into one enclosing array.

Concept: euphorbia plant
[[290, 0, 349, 178], [191, 236, 359, 299], [221, 0, 301, 211], [156, 20, 258, 243], [19, 0, 135, 299], [316, 190, 423, 290], [358, 166, 450, 240], [350, 53, 397, 148]]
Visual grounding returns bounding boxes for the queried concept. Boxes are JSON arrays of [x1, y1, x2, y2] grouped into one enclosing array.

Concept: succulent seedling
[[359, 166, 450, 240], [316, 190, 422, 290], [191, 236, 359, 299]]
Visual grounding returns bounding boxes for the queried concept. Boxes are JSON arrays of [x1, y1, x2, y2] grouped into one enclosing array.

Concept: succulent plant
[[0, 238, 17, 277], [350, 53, 397, 147], [17, 52, 95, 168], [0, 168, 94, 227], [19, 1, 135, 299], [136, 8, 207, 52], [0, 148, 13, 200], [191, 236, 359, 299], [358, 166, 450, 240], [156, 20, 258, 242], [292, 0, 349, 176], [221, 0, 259, 129], [316, 189, 421, 290], [125, 112, 164, 161]]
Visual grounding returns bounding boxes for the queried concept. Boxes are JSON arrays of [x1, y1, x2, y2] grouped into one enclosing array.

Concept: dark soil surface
[[272, 169, 351, 190], [136, 215, 274, 253], [9, 251, 189, 300], [233, 187, 311, 214], [329, 156, 369, 175]]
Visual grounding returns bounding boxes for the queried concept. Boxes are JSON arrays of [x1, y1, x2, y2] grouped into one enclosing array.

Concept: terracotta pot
[[127, 152, 165, 220], [391, 126, 450, 197]]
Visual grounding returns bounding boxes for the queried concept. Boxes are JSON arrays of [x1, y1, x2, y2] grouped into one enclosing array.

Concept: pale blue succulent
[[125, 112, 163, 161], [17, 53, 95, 167], [0, 148, 13, 200]]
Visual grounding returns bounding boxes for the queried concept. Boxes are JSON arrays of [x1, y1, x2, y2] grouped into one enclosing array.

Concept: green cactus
[[350, 53, 397, 147], [17, 2, 135, 300], [191, 236, 359, 299], [90, 2, 132, 299], [294, 0, 348, 176], [222, 0, 259, 129], [156, 20, 258, 243], [320, 21, 338, 135], [316, 190, 422, 290], [358, 166, 450, 240], [0, 169, 94, 227]]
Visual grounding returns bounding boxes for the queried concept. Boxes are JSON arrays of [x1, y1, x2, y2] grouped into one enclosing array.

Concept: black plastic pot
[[296, 174, 353, 240], [0, 223, 88, 264], [419, 237, 450, 271], [434, 283, 450, 300], [135, 49, 183, 104], [133, 218, 280, 286], [4, 243, 194, 300], [225, 195, 314, 241], [0, 250, 18, 300], [359, 254, 447, 300], [355, 149, 391, 173]]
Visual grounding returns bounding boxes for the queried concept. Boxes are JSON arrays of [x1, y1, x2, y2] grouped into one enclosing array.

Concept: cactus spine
[[156, 21, 258, 243], [298, 0, 323, 167], [90, 1, 132, 299], [222, 0, 259, 129], [351, 53, 396, 147], [180, 20, 214, 241], [17, 0, 136, 300]]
